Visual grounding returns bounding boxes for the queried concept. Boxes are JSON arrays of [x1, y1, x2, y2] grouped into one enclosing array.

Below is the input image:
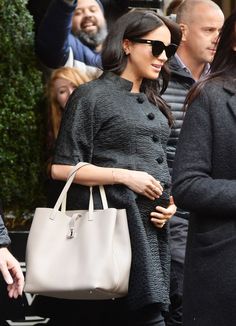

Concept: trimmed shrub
[[0, 0, 45, 223]]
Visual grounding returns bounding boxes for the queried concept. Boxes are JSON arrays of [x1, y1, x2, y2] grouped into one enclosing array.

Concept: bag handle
[[61, 162, 89, 212], [53, 162, 88, 215], [88, 185, 108, 219], [51, 162, 108, 220]]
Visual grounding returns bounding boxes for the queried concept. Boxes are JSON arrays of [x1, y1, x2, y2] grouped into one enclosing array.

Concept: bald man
[[162, 1, 224, 325]]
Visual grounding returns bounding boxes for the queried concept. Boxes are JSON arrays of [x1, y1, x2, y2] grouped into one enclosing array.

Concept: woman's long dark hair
[[101, 10, 182, 126], [184, 10, 236, 109]]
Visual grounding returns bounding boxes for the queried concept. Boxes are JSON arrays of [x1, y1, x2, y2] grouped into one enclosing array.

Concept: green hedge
[[0, 0, 46, 221]]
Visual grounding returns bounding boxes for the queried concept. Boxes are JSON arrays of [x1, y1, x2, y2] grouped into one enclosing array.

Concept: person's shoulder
[[194, 76, 235, 112], [71, 77, 106, 101], [78, 77, 104, 91], [203, 77, 233, 96]]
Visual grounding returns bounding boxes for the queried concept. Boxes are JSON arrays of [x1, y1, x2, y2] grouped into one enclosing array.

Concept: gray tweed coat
[[0, 215, 11, 247], [172, 72, 236, 326], [53, 71, 172, 311]]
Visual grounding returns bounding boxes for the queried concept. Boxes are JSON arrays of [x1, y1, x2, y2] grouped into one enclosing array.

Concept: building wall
[[215, 0, 235, 17]]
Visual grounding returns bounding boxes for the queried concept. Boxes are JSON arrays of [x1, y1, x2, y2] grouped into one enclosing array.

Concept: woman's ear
[[122, 39, 131, 55]]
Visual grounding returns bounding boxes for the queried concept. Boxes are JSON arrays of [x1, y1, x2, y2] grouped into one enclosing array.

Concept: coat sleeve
[[52, 85, 96, 165], [0, 204, 11, 247], [172, 88, 236, 215]]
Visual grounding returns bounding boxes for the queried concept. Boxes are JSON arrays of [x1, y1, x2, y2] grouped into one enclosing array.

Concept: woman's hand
[[114, 170, 163, 200], [150, 196, 176, 228]]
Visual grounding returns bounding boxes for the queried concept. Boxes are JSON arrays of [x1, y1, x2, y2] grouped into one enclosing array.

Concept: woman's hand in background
[[150, 196, 176, 228]]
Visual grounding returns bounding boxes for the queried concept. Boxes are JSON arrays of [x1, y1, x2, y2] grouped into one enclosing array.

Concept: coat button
[[147, 113, 155, 120], [152, 135, 159, 142], [156, 157, 164, 164], [137, 96, 144, 103]]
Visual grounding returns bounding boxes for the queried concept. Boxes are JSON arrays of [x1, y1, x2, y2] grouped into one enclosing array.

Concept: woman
[[51, 10, 180, 325], [172, 10, 236, 326], [46, 66, 91, 155], [45, 67, 91, 207]]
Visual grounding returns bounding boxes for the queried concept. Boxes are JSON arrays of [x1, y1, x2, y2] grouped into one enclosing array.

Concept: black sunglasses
[[128, 38, 178, 58]]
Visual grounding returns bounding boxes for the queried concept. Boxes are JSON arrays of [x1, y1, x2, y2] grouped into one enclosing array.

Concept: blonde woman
[[46, 66, 91, 141], [45, 67, 91, 207]]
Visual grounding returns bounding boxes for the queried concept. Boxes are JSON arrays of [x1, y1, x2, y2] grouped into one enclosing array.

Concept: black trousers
[[165, 260, 183, 326], [165, 216, 188, 326], [34, 298, 165, 326]]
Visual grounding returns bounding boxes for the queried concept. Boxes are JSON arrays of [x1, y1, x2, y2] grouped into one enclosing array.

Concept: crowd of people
[[0, 0, 235, 325]]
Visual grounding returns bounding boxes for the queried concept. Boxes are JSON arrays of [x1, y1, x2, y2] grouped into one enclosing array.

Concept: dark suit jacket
[[172, 72, 236, 326]]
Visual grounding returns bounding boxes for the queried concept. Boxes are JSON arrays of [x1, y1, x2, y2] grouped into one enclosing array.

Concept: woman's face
[[122, 25, 171, 86], [54, 78, 77, 109]]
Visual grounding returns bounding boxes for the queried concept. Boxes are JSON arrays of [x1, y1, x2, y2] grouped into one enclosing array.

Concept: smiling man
[[36, 0, 107, 78], [72, 0, 107, 51]]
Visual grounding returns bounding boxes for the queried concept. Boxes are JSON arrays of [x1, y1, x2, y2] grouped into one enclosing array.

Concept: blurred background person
[[44, 66, 91, 207], [35, 0, 107, 78]]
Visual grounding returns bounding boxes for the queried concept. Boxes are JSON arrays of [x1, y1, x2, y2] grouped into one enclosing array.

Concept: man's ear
[[179, 23, 188, 42], [122, 39, 131, 55]]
